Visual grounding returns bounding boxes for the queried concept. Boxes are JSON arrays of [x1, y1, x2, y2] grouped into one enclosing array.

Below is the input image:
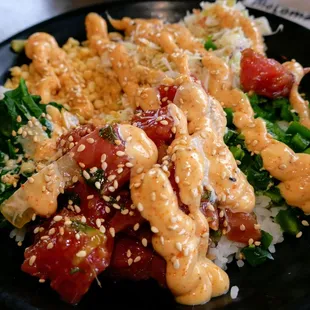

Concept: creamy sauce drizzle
[[283, 61, 310, 128], [114, 16, 310, 213], [25, 33, 94, 119], [119, 119, 229, 305], [1, 154, 80, 228]]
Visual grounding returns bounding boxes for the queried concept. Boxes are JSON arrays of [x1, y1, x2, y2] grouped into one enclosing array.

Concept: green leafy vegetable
[[71, 220, 95, 233], [275, 208, 301, 235], [263, 187, 283, 205], [210, 229, 222, 243], [224, 108, 234, 127], [83, 168, 105, 191], [229, 146, 245, 161], [70, 267, 81, 275], [204, 37, 217, 51], [287, 121, 310, 140], [290, 133, 309, 152], [99, 125, 118, 144], [201, 190, 211, 201], [241, 245, 273, 267], [260, 230, 273, 250]]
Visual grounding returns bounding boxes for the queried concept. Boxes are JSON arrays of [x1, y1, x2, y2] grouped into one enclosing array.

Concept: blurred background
[[0, 0, 309, 42]]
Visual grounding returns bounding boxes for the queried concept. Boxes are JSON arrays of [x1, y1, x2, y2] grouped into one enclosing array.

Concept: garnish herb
[[241, 245, 273, 267], [99, 125, 118, 144]]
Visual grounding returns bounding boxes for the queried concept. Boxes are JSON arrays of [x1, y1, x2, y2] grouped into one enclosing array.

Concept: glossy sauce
[[119, 123, 229, 304], [283, 61, 310, 128]]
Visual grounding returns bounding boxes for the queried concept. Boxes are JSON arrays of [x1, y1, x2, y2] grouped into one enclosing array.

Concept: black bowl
[[0, 1, 310, 310]]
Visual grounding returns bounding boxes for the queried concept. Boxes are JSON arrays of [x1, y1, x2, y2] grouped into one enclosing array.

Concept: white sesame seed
[[125, 162, 134, 168], [105, 206, 111, 213], [108, 186, 115, 192], [113, 203, 121, 210], [82, 170, 90, 180], [29, 255, 36, 266], [48, 228, 56, 235], [117, 168, 123, 174], [47, 242, 54, 249], [160, 236, 165, 245], [121, 209, 129, 215], [178, 229, 186, 235], [133, 182, 141, 188], [176, 242, 182, 252], [33, 227, 40, 234], [100, 195, 110, 203], [64, 220, 72, 226], [109, 227, 115, 237], [128, 258, 133, 266], [142, 238, 148, 247], [279, 164, 287, 170], [136, 167, 144, 174], [151, 192, 156, 201], [296, 231, 303, 238], [101, 162, 107, 170], [95, 181, 101, 190], [59, 227, 65, 235], [96, 218, 102, 228], [75, 233, 80, 240], [76, 250, 87, 258], [240, 224, 246, 231], [219, 210, 224, 218], [252, 140, 258, 146], [137, 203, 144, 212], [72, 175, 79, 183], [86, 138, 95, 144], [175, 176, 180, 184], [183, 247, 190, 257], [254, 223, 261, 230], [254, 241, 261, 246], [53, 215, 63, 222], [99, 226, 106, 233], [28, 177, 35, 184], [168, 225, 178, 231], [79, 162, 86, 168], [133, 223, 140, 231], [87, 195, 94, 200], [116, 151, 125, 157], [151, 226, 159, 233], [17, 115, 22, 122], [108, 174, 116, 182], [77, 144, 86, 152], [202, 231, 209, 238], [160, 120, 168, 126], [90, 167, 98, 174], [248, 238, 254, 245], [39, 279, 45, 283], [127, 249, 132, 258], [81, 216, 86, 223], [173, 258, 180, 269], [302, 220, 309, 226], [134, 256, 141, 263], [113, 180, 119, 189]]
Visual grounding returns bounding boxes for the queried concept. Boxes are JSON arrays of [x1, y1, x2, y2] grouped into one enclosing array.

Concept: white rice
[[211, 195, 284, 271], [230, 285, 239, 299]]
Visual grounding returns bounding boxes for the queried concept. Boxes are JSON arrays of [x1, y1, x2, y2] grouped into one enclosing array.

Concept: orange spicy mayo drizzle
[[110, 16, 310, 212], [119, 117, 229, 305], [25, 33, 94, 119], [283, 61, 310, 128]]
